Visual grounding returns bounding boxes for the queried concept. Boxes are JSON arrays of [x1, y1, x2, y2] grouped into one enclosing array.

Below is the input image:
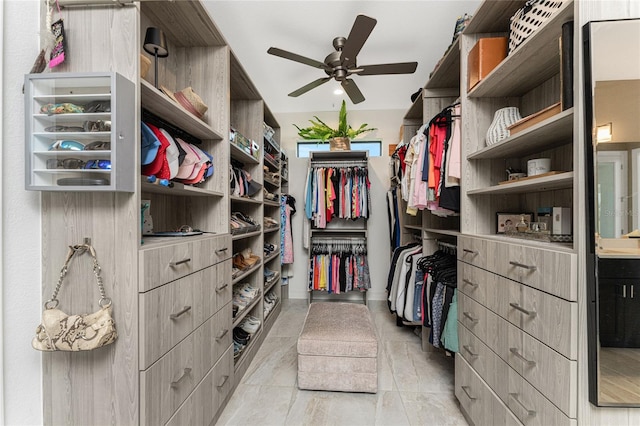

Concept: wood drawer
[[504, 277, 578, 360], [458, 236, 493, 270], [458, 291, 488, 342], [506, 322, 577, 418], [214, 259, 232, 313], [507, 367, 576, 426], [456, 355, 522, 426], [139, 234, 230, 292], [193, 234, 232, 269], [140, 305, 232, 425], [166, 347, 234, 426], [459, 261, 507, 314], [494, 241, 577, 301], [139, 262, 231, 369]]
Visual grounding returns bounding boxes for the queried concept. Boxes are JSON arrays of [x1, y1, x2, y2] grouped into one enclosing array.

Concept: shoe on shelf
[[240, 248, 261, 266], [233, 327, 251, 345], [233, 253, 251, 271], [239, 316, 261, 334], [235, 282, 259, 298], [233, 340, 245, 360], [263, 216, 278, 228], [264, 267, 276, 278]]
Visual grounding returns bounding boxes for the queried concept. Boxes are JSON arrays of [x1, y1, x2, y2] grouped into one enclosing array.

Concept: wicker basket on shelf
[[509, 0, 566, 54]]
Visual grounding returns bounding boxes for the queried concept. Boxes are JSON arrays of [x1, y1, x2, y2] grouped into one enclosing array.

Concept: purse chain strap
[[45, 243, 112, 310]]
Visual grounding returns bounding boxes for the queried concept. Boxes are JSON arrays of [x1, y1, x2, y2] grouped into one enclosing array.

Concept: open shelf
[[231, 230, 262, 241], [467, 108, 574, 160], [230, 142, 259, 164], [467, 1, 574, 98], [142, 180, 224, 197], [141, 80, 224, 140], [426, 38, 461, 90], [232, 292, 262, 329], [467, 171, 574, 195], [230, 195, 262, 205], [232, 261, 262, 284]]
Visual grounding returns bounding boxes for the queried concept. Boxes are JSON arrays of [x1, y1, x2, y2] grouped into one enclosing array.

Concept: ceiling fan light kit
[[268, 14, 418, 104]]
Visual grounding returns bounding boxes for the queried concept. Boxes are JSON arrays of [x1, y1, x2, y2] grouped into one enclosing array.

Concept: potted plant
[[294, 100, 376, 151]]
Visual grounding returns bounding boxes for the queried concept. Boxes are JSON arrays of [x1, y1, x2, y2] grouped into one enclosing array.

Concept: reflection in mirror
[[584, 18, 640, 407]]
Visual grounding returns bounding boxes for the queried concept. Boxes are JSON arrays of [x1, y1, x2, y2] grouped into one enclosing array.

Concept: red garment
[[429, 117, 447, 195]]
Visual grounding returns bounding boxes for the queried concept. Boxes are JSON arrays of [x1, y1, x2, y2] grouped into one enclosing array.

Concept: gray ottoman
[[297, 302, 378, 393]]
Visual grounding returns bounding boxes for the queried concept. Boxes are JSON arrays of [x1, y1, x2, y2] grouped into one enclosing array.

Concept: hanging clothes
[[280, 194, 296, 264], [386, 243, 422, 316], [304, 165, 371, 228], [308, 240, 370, 293], [416, 248, 457, 350]]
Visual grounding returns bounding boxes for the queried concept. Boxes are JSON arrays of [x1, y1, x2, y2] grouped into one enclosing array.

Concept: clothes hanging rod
[[309, 160, 369, 167], [437, 241, 457, 250], [311, 238, 366, 244], [57, 0, 136, 7]]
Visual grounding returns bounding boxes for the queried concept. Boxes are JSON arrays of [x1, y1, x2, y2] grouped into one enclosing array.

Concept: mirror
[[584, 18, 640, 407]]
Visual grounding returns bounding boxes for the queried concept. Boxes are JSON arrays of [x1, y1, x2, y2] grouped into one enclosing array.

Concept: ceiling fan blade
[[356, 62, 418, 76], [288, 77, 332, 97], [267, 47, 328, 69], [340, 15, 377, 67], [341, 79, 365, 104]]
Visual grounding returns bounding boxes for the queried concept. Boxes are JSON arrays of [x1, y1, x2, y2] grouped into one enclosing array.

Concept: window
[[297, 140, 382, 158]]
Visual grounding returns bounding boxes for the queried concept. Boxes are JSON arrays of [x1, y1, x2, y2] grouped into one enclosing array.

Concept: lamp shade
[[143, 27, 168, 57]]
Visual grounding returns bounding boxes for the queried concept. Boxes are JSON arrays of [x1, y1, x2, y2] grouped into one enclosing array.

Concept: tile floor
[[216, 299, 468, 426]]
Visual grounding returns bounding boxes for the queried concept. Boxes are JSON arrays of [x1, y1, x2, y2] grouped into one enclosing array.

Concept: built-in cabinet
[[37, 1, 278, 424], [398, 0, 583, 422], [454, 2, 579, 424]]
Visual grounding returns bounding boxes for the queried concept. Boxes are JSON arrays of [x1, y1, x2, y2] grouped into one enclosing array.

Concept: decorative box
[[467, 37, 508, 91]]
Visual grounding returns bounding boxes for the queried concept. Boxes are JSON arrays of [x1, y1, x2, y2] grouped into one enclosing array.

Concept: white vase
[[486, 107, 522, 146]]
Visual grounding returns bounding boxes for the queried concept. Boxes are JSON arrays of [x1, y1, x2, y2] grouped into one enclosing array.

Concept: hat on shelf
[[175, 138, 199, 179], [140, 121, 161, 165], [158, 128, 180, 179], [160, 86, 208, 119], [142, 122, 170, 179]]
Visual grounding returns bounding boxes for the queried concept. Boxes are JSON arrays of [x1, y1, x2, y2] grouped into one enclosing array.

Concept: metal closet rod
[[312, 237, 366, 244], [437, 240, 457, 251], [310, 161, 369, 167], [57, 0, 137, 7]]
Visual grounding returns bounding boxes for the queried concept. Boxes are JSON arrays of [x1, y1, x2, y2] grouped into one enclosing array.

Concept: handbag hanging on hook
[[32, 243, 118, 352], [48, 0, 66, 68]]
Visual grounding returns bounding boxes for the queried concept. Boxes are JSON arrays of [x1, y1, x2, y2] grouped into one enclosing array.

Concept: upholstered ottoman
[[297, 302, 378, 393]]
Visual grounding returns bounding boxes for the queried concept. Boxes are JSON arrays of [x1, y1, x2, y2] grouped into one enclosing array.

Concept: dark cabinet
[[598, 258, 640, 347]]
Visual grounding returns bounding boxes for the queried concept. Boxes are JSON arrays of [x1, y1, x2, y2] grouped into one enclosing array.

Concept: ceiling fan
[[267, 14, 418, 104]]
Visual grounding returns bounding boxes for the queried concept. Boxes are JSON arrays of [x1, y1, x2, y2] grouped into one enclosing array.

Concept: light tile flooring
[[216, 299, 468, 426]]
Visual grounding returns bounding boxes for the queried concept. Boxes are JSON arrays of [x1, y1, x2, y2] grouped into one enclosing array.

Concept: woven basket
[[509, 0, 565, 54], [486, 107, 522, 146]]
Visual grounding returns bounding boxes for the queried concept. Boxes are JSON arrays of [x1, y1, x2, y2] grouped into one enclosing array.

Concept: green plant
[[295, 100, 376, 141]]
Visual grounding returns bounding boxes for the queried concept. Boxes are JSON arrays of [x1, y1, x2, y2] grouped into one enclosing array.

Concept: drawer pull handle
[[509, 393, 536, 417], [463, 279, 478, 288], [461, 385, 477, 400], [171, 367, 192, 388], [216, 248, 228, 254], [169, 305, 192, 320], [463, 345, 478, 358], [169, 258, 191, 267], [216, 283, 229, 293], [463, 312, 479, 324], [463, 248, 478, 255], [509, 303, 537, 318], [217, 375, 229, 388], [215, 329, 229, 342], [510, 348, 536, 367], [509, 261, 537, 271]]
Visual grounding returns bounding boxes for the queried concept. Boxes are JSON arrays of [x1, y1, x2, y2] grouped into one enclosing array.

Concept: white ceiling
[[203, 1, 481, 114]]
